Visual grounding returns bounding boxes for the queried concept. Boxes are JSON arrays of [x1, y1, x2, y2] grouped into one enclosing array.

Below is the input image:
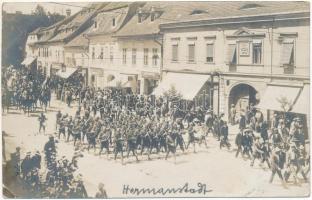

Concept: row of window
[[123, 48, 158, 66], [38, 48, 65, 63], [171, 40, 295, 66], [91, 47, 159, 66]]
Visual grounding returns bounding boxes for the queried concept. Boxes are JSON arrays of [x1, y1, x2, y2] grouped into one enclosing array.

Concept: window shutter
[[280, 42, 294, 65], [227, 44, 236, 63], [188, 44, 195, 62], [206, 44, 214, 58], [172, 45, 178, 61]]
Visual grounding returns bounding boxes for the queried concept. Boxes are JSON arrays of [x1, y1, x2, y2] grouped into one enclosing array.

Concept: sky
[[2, 2, 89, 15]]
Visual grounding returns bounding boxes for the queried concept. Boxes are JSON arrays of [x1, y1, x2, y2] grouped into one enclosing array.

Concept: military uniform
[[99, 128, 110, 156]]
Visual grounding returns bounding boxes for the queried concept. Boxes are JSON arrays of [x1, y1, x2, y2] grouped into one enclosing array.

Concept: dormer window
[[138, 14, 143, 23], [112, 18, 116, 27], [151, 12, 155, 22], [137, 7, 145, 23], [190, 9, 208, 15], [240, 3, 263, 10]]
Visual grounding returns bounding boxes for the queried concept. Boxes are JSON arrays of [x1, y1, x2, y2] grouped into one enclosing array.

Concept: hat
[[274, 146, 281, 152], [243, 128, 252, 133], [290, 143, 296, 148]]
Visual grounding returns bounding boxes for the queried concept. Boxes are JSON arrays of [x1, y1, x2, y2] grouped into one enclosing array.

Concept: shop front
[[141, 71, 160, 95]]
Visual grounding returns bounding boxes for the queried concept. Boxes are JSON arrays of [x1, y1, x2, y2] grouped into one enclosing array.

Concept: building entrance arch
[[228, 83, 259, 118]]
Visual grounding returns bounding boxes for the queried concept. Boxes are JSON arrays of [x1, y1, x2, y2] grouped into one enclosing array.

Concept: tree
[[277, 96, 292, 113], [34, 4, 46, 16], [163, 85, 182, 102]]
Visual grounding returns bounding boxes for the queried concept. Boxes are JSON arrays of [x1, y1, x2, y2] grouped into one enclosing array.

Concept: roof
[[115, 1, 309, 37], [64, 27, 91, 48], [30, 27, 43, 35], [114, 2, 174, 37], [87, 2, 144, 36], [45, 3, 107, 43], [159, 1, 309, 27], [48, 10, 94, 42]]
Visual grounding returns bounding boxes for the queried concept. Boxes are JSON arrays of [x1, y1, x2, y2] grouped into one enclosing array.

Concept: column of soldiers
[[53, 88, 218, 164], [2, 65, 52, 115], [233, 105, 309, 187]]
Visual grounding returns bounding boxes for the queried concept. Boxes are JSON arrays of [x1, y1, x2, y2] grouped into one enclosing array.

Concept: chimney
[[66, 9, 71, 17]]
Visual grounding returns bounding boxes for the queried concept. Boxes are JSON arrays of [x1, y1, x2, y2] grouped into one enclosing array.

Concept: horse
[[39, 88, 51, 112]]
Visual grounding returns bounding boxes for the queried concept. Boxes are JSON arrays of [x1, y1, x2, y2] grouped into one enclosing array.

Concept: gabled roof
[[86, 2, 144, 37], [114, 2, 175, 37], [64, 27, 91, 48], [44, 3, 107, 43]]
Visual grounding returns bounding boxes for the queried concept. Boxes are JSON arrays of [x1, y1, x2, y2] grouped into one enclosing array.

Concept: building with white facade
[[85, 2, 143, 90], [155, 1, 309, 127]]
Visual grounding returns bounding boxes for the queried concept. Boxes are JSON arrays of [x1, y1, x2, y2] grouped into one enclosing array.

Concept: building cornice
[[162, 69, 310, 81], [159, 12, 310, 31]]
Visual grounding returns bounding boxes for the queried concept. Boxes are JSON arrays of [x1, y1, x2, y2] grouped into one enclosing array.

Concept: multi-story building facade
[[156, 2, 309, 124], [113, 2, 168, 94], [45, 5, 103, 76], [63, 27, 91, 85], [86, 2, 143, 90], [24, 4, 106, 78]]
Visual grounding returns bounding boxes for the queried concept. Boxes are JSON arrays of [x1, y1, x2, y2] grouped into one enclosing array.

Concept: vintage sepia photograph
[[1, 1, 310, 198]]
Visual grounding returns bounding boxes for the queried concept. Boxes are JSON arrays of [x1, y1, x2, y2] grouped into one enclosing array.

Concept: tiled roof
[[86, 2, 134, 36], [160, 1, 310, 25], [48, 10, 94, 42], [115, 1, 309, 37], [47, 3, 107, 42], [64, 27, 91, 48], [114, 2, 174, 37]]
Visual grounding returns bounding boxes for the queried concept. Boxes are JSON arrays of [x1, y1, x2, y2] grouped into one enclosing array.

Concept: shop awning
[[56, 67, 77, 79], [257, 85, 301, 112], [122, 81, 132, 88], [21, 57, 36, 66], [290, 84, 309, 115], [152, 72, 209, 100]]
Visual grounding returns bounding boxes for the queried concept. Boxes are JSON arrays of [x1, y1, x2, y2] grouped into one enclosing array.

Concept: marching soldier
[[38, 112, 47, 134], [114, 129, 124, 164], [186, 124, 197, 153], [220, 121, 230, 150], [269, 146, 287, 188], [99, 127, 110, 157], [126, 127, 139, 162], [56, 110, 62, 130], [165, 131, 176, 163], [284, 144, 301, 185], [58, 116, 66, 140], [235, 130, 243, 158]]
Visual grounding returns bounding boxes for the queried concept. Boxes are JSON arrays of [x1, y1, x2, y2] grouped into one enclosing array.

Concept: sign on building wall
[[239, 41, 250, 56]]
